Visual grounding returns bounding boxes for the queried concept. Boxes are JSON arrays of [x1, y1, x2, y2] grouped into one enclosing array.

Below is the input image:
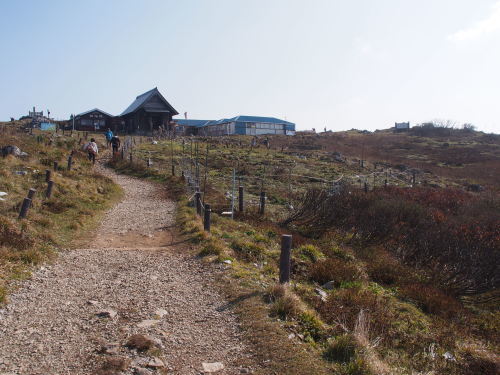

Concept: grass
[[106, 132, 500, 375], [0, 123, 122, 303]]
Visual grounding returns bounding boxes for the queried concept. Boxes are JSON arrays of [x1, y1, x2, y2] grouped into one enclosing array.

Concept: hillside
[[116, 129, 499, 375]]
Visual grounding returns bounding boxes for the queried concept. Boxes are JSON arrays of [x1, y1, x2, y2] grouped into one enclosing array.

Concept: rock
[[288, 333, 295, 340], [86, 300, 99, 306], [154, 308, 168, 318], [134, 368, 151, 375], [240, 368, 251, 374], [202, 362, 225, 373], [97, 186, 105, 194], [97, 309, 117, 318], [321, 281, 335, 290], [146, 357, 165, 368], [314, 288, 327, 301], [99, 342, 120, 355], [0, 192, 7, 201], [443, 352, 456, 362], [2, 145, 22, 157], [125, 334, 155, 352], [137, 319, 159, 328]]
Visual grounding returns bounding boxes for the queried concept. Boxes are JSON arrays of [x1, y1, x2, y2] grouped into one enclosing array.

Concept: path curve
[[0, 165, 249, 374]]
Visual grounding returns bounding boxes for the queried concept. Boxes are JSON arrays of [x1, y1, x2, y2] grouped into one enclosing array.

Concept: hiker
[[86, 138, 98, 164], [110, 135, 121, 154], [105, 128, 113, 147]]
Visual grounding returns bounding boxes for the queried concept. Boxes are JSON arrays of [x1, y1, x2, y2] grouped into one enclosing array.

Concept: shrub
[[230, 239, 265, 261], [400, 283, 462, 318], [298, 311, 324, 342], [309, 258, 360, 286], [270, 294, 301, 320], [199, 238, 224, 256], [341, 358, 373, 375], [367, 254, 404, 286], [324, 334, 356, 363], [296, 244, 324, 262]]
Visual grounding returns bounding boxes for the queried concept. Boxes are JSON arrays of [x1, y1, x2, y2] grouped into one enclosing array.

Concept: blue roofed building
[[174, 115, 295, 136]]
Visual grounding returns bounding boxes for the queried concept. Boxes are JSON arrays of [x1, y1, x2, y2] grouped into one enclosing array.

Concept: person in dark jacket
[[110, 136, 121, 154]]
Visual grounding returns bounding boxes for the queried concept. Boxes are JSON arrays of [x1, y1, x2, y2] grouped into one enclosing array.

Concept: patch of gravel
[[0, 164, 252, 374]]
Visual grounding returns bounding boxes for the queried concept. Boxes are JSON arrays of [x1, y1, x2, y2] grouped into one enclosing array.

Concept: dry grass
[[125, 334, 154, 352]]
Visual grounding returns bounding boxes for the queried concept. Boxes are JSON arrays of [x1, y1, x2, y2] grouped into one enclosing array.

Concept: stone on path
[[136, 319, 159, 328], [202, 362, 225, 373], [97, 309, 117, 318]]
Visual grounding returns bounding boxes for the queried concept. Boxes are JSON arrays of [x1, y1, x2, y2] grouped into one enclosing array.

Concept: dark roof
[[174, 119, 213, 127], [76, 108, 113, 118], [121, 87, 179, 116]]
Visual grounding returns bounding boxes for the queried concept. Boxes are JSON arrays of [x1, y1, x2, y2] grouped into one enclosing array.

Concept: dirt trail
[[0, 164, 251, 374]]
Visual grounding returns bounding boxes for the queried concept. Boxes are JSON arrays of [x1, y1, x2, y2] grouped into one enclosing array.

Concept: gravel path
[[0, 165, 250, 375]]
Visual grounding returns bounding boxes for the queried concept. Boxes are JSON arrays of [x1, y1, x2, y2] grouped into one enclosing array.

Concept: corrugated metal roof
[[76, 108, 113, 118], [174, 119, 213, 127], [173, 115, 295, 128], [121, 87, 179, 116]]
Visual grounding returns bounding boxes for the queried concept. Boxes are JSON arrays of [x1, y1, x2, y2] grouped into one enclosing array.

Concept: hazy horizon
[[1, 0, 499, 133]]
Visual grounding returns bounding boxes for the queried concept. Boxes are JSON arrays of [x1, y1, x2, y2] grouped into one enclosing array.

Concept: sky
[[1, 0, 499, 133]]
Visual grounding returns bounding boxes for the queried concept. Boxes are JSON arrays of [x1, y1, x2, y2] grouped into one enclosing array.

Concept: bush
[[324, 334, 356, 363], [298, 311, 324, 342], [199, 238, 223, 256], [341, 358, 373, 375], [270, 294, 301, 320], [296, 244, 324, 262], [230, 239, 265, 261], [309, 258, 360, 286], [367, 254, 404, 286], [400, 283, 462, 318]]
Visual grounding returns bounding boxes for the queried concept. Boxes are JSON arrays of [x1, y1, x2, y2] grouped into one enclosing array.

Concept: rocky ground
[[0, 164, 253, 375]]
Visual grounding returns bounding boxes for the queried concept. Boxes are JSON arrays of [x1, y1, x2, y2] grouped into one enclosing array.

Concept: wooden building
[[120, 87, 179, 134], [73, 108, 113, 131]]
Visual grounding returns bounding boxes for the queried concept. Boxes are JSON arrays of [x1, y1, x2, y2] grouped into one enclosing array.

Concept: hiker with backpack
[[110, 135, 121, 154], [105, 128, 113, 147], [85, 138, 99, 164]]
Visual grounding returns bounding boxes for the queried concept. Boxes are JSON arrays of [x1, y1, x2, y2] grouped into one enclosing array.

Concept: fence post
[[204, 204, 211, 232], [27, 188, 36, 201], [364, 182, 368, 193], [129, 153, 133, 164], [279, 234, 292, 284], [19, 198, 32, 219], [238, 186, 244, 212], [67, 155, 73, 171], [259, 191, 266, 215], [45, 169, 51, 182], [53, 161, 58, 171], [46, 180, 54, 198], [195, 188, 201, 216], [172, 165, 175, 176]]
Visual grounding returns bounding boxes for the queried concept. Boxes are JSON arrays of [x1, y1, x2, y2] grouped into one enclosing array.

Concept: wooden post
[[46, 180, 54, 198], [259, 191, 266, 215], [279, 235, 292, 284], [129, 153, 133, 164], [53, 161, 58, 171], [27, 188, 36, 201], [147, 158, 151, 168], [121, 148, 124, 160], [18, 198, 31, 219], [204, 204, 211, 232], [364, 182, 368, 193], [238, 186, 244, 212], [172, 165, 175, 176], [412, 172, 416, 186], [45, 169, 51, 183], [67, 155, 73, 171], [195, 188, 201, 216]]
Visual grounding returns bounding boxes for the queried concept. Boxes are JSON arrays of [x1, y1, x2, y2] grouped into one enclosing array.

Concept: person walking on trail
[[105, 128, 113, 147], [110, 135, 121, 154], [86, 138, 99, 164]]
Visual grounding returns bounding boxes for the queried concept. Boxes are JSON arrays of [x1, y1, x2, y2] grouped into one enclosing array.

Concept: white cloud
[[448, 1, 500, 42]]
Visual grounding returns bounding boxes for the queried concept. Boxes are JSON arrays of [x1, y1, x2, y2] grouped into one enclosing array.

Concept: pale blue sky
[[1, 0, 499, 132]]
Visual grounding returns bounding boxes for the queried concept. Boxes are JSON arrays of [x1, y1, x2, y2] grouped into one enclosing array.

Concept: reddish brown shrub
[[309, 258, 360, 286], [400, 283, 462, 318]]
